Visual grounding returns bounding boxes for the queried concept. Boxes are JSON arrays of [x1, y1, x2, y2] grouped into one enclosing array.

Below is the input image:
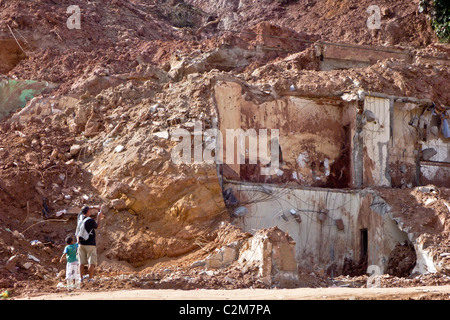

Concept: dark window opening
[[360, 228, 368, 261]]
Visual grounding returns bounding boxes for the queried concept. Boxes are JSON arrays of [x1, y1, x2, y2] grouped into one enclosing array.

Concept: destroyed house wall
[[213, 80, 448, 277], [388, 102, 421, 188], [362, 96, 391, 187], [418, 106, 450, 187], [214, 81, 354, 188], [225, 182, 409, 276], [213, 81, 450, 190], [355, 94, 449, 188]]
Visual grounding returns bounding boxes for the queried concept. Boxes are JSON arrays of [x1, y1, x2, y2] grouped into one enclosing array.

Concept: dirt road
[[17, 285, 450, 300]]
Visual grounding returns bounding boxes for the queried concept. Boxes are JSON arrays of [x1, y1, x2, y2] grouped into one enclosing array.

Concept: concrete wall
[[317, 43, 413, 71], [214, 82, 450, 189], [225, 182, 409, 275], [214, 81, 353, 188], [419, 108, 450, 187], [363, 96, 391, 187], [317, 42, 450, 71], [388, 103, 421, 187]]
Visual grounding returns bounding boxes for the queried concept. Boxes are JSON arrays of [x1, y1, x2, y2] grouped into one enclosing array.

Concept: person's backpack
[[75, 215, 93, 241]]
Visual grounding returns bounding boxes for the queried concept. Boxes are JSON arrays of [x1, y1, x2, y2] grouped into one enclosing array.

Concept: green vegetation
[[421, 0, 450, 42]]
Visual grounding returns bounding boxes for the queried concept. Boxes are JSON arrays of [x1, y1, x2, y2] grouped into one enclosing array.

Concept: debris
[[153, 131, 169, 139], [232, 206, 248, 217], [205, 246, 238, 269], [30, 240, 43, 247], [363, 109, 377, 122], [28, 254, 40, 263], [55, 209, 67, 217], [111, 198, 127, 210], [70, 144, 82, 156], [114, 145, 125, 153], [421, 148, 437, 161], [6, 255, 19, 273]]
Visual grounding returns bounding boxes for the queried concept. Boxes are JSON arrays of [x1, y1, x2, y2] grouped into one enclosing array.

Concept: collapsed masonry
[[204, 225, 300, 288], [213, 64, 450, 281]]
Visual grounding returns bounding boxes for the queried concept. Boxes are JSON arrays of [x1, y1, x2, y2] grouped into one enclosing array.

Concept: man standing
[[76, 206, 103, 282]]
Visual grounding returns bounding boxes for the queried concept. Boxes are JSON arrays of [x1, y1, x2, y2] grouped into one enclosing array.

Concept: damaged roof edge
[[342, 90, 436, 107], [211, 74, 439, 108], [223, 178, 363, 195]]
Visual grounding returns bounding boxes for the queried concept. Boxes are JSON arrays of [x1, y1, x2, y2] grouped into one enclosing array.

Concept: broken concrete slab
[[205, 245, 239, 269], [237, 227, 299, 288]]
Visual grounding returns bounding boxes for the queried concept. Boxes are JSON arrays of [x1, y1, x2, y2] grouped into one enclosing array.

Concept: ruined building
[[214, 43, 450, 279]]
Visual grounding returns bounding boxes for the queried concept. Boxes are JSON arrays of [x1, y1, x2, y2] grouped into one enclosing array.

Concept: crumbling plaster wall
[[419, 108, 450, 187], [226, 182, 408, 275], [362, 96, 391, 187], [355, 95, 448, 188], [214, 81, 353, 188], [388, 102, 421, 187], [213, 81, 447, 276]]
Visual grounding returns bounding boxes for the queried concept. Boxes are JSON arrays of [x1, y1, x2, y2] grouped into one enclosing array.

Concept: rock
[[149, 104, 159, 113], [70, 144, 82, 156], [190, 260, 206, 268], [105, 182, 130, 199], [363, 109, 377, 122], [153, 130, 169, 139], [28, 254, 40, 263], [6, 255, 19, 273], [422, 148, 437, 161], [114, 145, 125, 153], [205, 246, 238, 269], [50, 149, 59, 160], [25, 152, 39, 165], [111, 198, 127, 210], [66, 206, 82, 215]]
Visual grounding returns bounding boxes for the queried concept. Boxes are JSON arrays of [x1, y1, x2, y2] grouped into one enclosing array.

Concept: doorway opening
[[360, 228, 368, 261]]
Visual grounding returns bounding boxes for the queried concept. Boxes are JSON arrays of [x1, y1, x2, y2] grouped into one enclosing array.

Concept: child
[[60, 236, 81, 289]]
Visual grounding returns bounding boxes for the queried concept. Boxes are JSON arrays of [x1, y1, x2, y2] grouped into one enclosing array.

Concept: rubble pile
[[378, 186, 450, 276]]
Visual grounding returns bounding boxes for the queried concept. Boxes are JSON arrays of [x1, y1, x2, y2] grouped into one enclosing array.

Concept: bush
[[421, 0, 450, 42]]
